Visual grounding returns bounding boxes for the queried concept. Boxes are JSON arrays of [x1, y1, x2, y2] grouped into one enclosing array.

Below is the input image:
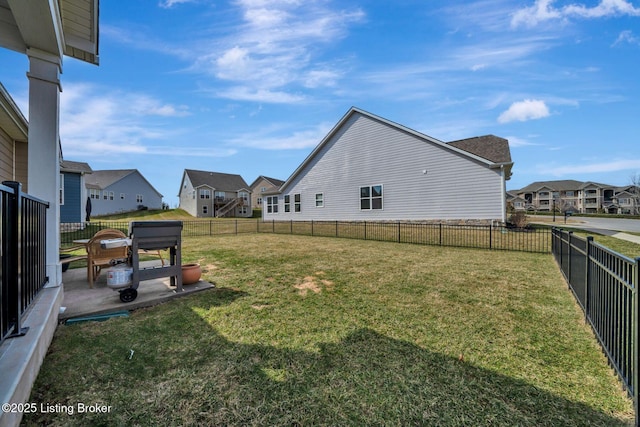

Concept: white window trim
[[315, 193, 324, 208], [360, 184, 383, 210]]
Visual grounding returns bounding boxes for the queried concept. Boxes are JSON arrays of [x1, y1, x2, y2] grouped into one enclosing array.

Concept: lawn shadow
[[24, 299, 633, 426]]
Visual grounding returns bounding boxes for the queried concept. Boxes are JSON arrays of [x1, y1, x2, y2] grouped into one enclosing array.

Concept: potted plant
[[181, 263, 202, 285]]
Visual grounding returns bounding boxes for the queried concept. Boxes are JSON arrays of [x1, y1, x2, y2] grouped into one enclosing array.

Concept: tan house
[[0, 83, 29, 190], [512, 180, 632, 214], [178, 169, 252, 218], [249, 175, 285, 210]]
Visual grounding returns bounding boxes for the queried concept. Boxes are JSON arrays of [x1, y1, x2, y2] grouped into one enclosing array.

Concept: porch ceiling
[[0, 0, 98, 65]]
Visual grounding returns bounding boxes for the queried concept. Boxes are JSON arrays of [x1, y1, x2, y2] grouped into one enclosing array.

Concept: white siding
[[179, 174, 198, 217], [264, 112, 505, 221]]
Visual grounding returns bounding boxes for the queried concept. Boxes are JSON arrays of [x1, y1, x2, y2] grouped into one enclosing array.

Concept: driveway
[[568, 216, 640, 233]]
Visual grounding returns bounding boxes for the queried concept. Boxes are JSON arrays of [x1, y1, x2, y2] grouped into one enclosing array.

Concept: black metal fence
[[61, 219, 552, 253], [552, 228, 638, 426], [1, 181, 49, 346]]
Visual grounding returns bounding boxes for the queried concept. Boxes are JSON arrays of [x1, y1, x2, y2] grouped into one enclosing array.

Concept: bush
[[508, 211, 528, 228]]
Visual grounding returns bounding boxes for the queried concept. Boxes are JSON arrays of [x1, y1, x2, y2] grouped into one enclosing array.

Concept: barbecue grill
[[115, 221, 183, 302]]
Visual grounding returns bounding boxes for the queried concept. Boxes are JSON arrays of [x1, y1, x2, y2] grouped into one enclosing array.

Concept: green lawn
[[26, 234, 634, 426]]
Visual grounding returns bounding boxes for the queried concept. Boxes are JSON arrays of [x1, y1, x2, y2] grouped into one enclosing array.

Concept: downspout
[[500, 165, 507, 224]]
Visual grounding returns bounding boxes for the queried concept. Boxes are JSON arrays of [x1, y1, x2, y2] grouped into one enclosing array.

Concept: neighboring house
[[0, 83, 28, 191], [512, 180, 620, 214], [612, 186, 640, 215], [60, 160, 93, 222], [85, 169, 163, 216], [249, 175, 285, 210], [178, 169, 252, 218], [263, 107, 513, 223], [506, 191, 527, 212]]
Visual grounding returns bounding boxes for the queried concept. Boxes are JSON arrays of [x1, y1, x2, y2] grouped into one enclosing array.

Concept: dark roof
[[86, 170, 136, 189], [185, 169, 249, 191], [446, 135, 512, 164], [60, 160, 93, 174], [249, 175, 285, 189], [516, 180, 615, 193], [85, 169, 163, 197]]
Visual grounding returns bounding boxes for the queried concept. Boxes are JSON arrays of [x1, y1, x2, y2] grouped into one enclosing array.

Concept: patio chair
[[87, 229, 129, 287]]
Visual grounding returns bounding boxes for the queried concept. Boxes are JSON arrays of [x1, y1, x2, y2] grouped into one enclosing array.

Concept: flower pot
[[181, 263, 202, 285]]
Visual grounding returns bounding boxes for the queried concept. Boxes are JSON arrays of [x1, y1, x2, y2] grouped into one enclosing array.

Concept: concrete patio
[[60, 260, 215, 321]]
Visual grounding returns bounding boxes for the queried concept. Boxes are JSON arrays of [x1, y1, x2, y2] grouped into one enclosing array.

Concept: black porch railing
[[552, 228, 638, 426], [1, 181, 49, 346]]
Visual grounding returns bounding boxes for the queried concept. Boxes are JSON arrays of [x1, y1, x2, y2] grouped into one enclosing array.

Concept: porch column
[[27, 48, 62, 287]]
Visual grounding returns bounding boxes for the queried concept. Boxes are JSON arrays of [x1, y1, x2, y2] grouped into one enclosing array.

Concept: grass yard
[[26, 234, 634, 426]]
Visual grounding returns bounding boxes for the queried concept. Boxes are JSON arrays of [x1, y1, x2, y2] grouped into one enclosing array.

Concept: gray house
[[178, 169, 252, 218], [263, 107, 513, 223], [60, 160, 92, 223], [86, 169, 163, 216]]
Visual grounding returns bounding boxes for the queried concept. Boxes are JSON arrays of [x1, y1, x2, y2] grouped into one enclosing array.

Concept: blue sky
[[1, 0, 639, 207]]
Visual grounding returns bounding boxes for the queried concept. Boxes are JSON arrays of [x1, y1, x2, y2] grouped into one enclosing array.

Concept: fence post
[[634, 257, 639, 427], [585, 236, 594, 323], [290, 220, 293, 234], [567, 231, 573, 284], [311, 220, 314, 236], [336, 220, 338, 237], [489, 223, 492, 250], [3, 181, 28, 338], [235, 219, 238, 235]]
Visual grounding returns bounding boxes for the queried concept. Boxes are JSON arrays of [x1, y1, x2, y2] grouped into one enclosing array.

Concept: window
[[103, 191, 108, 200], [200, 189, 211, 199], [284, 195, 290, 212], [566, 191, 574, 197], [89, 189, 100, 199], [239, 191, 249, 204], [260, 187, 267, 192], [294, 194, 301, 212], [202, 205, 208, 215], [267, 196, 278, 213], [360, 185, 383, 210], [120, 193, 125, 200], [214, 191, 225, 202], [257, 197, 263, 206], [59, 174, 64, 205], [315, 193, 324, 207], [136, 194, 143, 203], [239, 206, 248, 215]]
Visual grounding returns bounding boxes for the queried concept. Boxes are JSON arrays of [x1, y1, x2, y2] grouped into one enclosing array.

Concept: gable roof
[[184, 169, 250, 191], [279, 107, 513, 192], [447, 135, 512, 164], [61, 160, 93, 174], [249, 175, 285, 189], [516, 180, 616, 193], [86, 169, 162, 197], [0, 82, 28, 142]]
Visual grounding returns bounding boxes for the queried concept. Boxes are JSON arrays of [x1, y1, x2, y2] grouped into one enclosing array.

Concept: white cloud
[[191, 1, 365, 103], [229, 121, 333, 150], [539, 159, 640, 175], [498, 99, 550, 123], [158, 0, 197, 9], [613, 30, 640, 46], [505, 136, 539, 147], [512, 0, 640, 28], [58, 83, 231, 159]]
